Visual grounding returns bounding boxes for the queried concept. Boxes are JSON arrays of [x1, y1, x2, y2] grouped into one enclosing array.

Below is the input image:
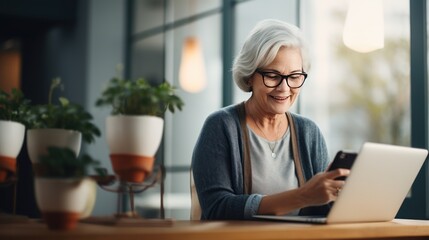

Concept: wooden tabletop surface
[[2, 217, 429, 240]]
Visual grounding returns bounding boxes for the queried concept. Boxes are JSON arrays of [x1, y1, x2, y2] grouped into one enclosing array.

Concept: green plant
[[95, 77, 184, 117], [35, 147, 103, 178], [28, 78, 101, 144], [0, 88, 31, 125]]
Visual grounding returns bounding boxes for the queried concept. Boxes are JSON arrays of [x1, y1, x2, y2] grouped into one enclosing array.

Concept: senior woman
[[191, 19, 349, 220]]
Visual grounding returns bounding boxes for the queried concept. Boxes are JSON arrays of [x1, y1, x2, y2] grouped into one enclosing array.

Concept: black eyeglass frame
[[255, 69, 308, 89]]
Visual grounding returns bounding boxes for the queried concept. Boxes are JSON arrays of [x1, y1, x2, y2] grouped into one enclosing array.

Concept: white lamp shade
[[343, 0, 384, 53], [179, 37, 207, 93]]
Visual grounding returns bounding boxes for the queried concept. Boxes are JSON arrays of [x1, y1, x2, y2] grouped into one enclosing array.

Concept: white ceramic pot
[[0, 120, 25, 181], [26, 129, 82, 163], [35, 177, 92, 230], [106, 115, 164, 182], [106, 115, 164, 156], [0, 120, 26, 157]]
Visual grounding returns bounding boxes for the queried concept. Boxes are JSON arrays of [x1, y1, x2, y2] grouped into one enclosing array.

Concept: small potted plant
[[26, 78, 101, 164], [0, 88, 31, 182], [96, 75, 184, 183], [34, 146, 102, 230]]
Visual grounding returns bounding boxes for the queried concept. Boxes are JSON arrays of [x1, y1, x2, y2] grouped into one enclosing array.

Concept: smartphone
[[327, 150, 357, 180]]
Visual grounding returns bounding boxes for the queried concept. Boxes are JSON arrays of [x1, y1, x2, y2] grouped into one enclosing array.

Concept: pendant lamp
[[179, 37, 207, 93], [343, 0, 384, 53]]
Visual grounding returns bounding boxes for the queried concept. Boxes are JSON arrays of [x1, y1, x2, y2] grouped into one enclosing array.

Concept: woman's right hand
[[298, 168, 350, 206]]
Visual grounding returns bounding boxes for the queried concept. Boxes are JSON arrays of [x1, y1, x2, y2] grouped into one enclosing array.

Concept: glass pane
[[130, 34, 164, 84], [163, 13, 222, 168], [233, 0, 300, 108], [133, 0, 165, 34], [135, 171, 191, 220], [301, 0, 411, 157], [165, 0, 221, 24], [132, 3, 222, 220]]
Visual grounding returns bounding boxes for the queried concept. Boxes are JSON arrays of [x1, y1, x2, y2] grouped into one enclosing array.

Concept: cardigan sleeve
[[192, 108, 257, 220]]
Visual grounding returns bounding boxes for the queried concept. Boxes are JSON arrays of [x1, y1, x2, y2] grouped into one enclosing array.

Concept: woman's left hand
[[298, 168, 350, 205]]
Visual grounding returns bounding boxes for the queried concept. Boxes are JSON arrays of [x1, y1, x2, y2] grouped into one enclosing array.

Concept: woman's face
[[249, 47, 304, 115]]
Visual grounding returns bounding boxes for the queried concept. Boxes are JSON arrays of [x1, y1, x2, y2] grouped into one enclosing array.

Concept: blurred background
[[0, 0, 427, 220]]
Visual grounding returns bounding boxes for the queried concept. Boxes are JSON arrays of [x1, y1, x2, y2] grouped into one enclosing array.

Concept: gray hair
[[232, 19, 310, 92]]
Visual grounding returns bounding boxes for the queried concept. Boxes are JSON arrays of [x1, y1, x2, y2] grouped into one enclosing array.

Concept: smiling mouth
[[271, 95, 289, 101]]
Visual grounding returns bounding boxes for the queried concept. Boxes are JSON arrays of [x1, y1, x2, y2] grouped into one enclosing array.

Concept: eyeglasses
[[255, 69, 307, 89]]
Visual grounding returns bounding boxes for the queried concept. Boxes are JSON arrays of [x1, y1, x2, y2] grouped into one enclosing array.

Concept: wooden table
[[2, 218, 429, 240]]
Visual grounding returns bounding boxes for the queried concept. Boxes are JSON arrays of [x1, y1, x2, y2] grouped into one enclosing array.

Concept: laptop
[[253, 142, 428, 224]]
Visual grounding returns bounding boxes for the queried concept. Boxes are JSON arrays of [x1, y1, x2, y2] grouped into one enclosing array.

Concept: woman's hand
[[298, 169, 350, 206], [257, 168, 350, 216]]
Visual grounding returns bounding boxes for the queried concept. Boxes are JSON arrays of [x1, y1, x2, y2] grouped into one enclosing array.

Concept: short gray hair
[[232, 19, 310, 92]]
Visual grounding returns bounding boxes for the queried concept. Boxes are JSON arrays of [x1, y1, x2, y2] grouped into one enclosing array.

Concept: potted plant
[[26, 78, 101, 164], [0, 88, 31, 182], [34, 146, 102, 230], [96, 76, 184, 183]]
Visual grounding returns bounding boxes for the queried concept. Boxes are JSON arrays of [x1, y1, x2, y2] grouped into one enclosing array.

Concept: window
[[130, 0, 222, 220], [300, 0, 410, 158], [233, 0, 300, 105]]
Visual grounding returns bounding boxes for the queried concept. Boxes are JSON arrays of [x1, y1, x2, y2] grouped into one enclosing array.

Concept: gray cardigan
[[192, 103, 330, 220]]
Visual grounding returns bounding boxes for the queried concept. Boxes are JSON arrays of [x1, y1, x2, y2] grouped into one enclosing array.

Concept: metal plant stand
[[0, 176, 18, 213], [0, 174, 29, 223], [83, 164, 173, 226]]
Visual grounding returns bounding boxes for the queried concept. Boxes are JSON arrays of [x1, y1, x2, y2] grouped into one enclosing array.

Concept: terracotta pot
[[0, 156, 16, 182], [0, 120, 25, 182], [35, 177, 92, 230], [26, 129, 82, 164], [106, 115, 164, 182], [110, 155, 155, 182]]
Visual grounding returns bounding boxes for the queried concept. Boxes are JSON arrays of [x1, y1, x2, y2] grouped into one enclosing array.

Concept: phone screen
[[327, 151, 357, 180]]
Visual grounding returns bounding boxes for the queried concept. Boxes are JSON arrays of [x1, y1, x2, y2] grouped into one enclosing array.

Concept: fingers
[[324, 170, 348, 199], [333, 187, 341, 197], [302, 174, 345, 204], [301, 170, 350, 205], [326, 182, 343, 198], [325, 168, 350, 180]]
